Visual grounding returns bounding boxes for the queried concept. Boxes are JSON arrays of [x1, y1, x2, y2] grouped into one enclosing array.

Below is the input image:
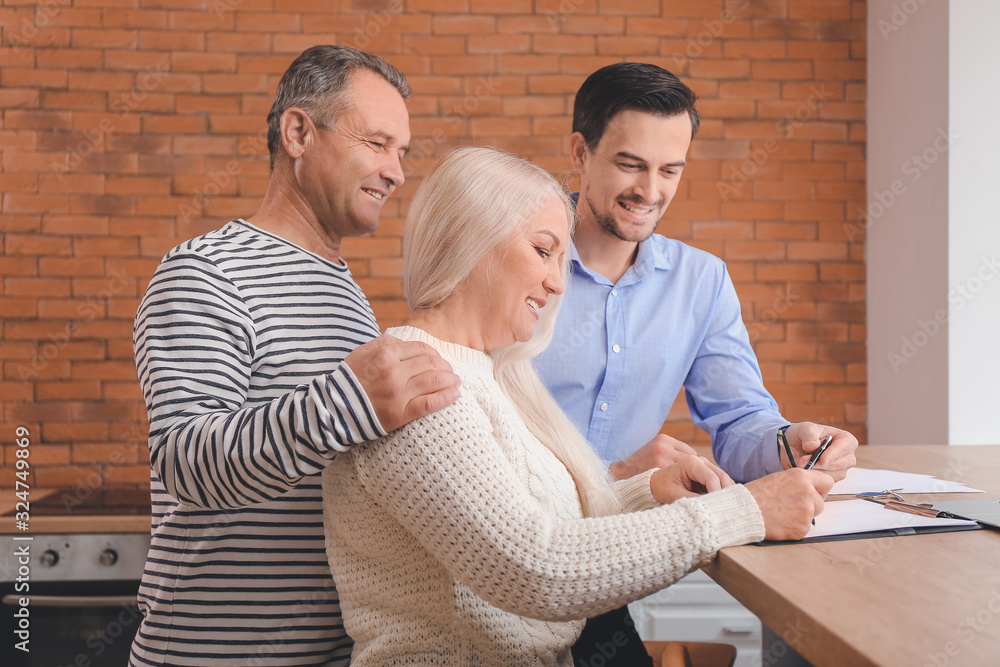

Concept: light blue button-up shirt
[[535, 233, 787, 483]]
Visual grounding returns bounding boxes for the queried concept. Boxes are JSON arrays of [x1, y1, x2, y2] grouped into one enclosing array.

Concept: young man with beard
[[534, 62, 859, 666]]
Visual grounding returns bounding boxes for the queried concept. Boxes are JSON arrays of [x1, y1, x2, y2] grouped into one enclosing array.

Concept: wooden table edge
[[703, 544, 877, 667]]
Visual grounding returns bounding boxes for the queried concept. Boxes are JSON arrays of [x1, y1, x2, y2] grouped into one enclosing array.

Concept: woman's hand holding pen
[[746, 469, 834, 541], [780, 422, 859, 481], [650, 456, 735, 504], [648, 455, 834, 540]]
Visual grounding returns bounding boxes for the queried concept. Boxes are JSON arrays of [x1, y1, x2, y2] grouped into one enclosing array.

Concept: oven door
[[1, 579, 142, 667]]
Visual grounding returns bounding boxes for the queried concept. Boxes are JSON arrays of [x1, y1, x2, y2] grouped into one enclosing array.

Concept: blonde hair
[[404, 146, 621, 518]]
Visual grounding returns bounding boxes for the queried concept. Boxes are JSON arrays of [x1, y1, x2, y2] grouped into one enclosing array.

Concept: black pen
[[804, 437, 831, 528], [803, 435, 833, 471]]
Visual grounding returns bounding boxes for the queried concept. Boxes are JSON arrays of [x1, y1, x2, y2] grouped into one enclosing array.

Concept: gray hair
[[404, 146, 620, 518], [266, 45, 410, 168], [404, 146, 572, 313]]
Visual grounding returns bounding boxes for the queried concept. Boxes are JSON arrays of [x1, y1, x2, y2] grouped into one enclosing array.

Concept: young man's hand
[[780, 422, 858, 481], [649, 455, 734, 504], [609, 434, 697, 481]]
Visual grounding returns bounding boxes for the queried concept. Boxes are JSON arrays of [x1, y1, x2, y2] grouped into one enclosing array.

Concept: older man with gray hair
[[130, 45, 460, 666]]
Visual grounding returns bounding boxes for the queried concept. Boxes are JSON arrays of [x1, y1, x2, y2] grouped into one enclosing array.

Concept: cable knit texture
[[322, 326, 765, 666]]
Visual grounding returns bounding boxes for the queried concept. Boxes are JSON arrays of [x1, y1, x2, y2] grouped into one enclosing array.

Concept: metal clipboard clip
[[857, 491, 962, 519], [856, 488, 905, 502]]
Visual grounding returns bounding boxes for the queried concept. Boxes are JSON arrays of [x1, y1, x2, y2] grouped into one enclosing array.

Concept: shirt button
[[611, 289, 618, 297], [600, 402, 609, 411], [612, 344, 621, 354]]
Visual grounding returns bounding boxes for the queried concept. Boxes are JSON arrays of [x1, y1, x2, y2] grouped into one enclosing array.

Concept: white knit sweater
[[322, 326, 766, 666]]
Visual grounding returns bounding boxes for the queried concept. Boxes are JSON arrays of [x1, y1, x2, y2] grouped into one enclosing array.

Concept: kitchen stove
[[1, 485, 151, 666]]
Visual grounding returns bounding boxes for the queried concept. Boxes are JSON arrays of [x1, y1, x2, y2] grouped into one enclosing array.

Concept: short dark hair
[[266, 45, 410, 168], [572, 62, 700, 150]]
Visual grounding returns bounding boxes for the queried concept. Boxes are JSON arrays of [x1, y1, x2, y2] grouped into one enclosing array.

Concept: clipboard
[[756, 498, 982, 546], [929, 499, 1000, 530], [759, 522, 980, 546]]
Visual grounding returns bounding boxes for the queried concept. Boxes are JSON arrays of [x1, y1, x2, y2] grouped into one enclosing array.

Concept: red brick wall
[[0, 0, 866, 489]]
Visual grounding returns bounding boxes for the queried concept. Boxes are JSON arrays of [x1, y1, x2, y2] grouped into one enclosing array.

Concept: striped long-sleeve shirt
[[130, 220, 385, 667]]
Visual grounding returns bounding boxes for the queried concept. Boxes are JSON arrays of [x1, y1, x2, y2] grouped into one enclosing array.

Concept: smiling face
[[298, 69, 411, 240], [571, 109, 692, 243], [461, 193, 570, 351]]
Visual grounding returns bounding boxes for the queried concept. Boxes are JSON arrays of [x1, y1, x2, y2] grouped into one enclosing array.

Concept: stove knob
[[99, 549, 119, 567], [40, 549, 59, 567]]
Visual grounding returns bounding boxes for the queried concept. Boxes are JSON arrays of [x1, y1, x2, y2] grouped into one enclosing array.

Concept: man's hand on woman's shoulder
[[345, 334, 461, 433]]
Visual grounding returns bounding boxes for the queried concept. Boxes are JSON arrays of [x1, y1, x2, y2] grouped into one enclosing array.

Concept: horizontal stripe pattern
[[130, 220, 383, 666]]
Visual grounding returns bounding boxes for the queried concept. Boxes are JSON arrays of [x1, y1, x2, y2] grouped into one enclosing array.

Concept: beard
[[584, 192, 662, 243]]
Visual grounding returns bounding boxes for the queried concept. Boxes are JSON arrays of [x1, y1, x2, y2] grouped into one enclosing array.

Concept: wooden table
[[702, 445, 1000, 667]]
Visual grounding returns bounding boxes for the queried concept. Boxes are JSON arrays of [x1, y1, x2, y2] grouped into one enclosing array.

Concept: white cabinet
[[629, 569, 761, 667]]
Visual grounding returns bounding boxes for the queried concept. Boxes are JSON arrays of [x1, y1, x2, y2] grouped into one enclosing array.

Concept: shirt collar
[[568, 192, 673, 287]]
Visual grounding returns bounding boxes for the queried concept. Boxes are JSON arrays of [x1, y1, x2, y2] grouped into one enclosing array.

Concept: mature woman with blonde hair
[[322, 145, 830, 666]]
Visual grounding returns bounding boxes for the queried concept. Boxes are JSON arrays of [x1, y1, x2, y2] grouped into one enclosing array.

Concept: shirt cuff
[[614, 468, 660, 512], [692, 484, 766, 548], [761, 424, 786, 476], [319, 362, 387, 447]]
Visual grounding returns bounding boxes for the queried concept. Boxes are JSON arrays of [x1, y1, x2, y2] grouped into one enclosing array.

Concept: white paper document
[[804, 499, 979, 539], [828, 467, 984, 495]]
